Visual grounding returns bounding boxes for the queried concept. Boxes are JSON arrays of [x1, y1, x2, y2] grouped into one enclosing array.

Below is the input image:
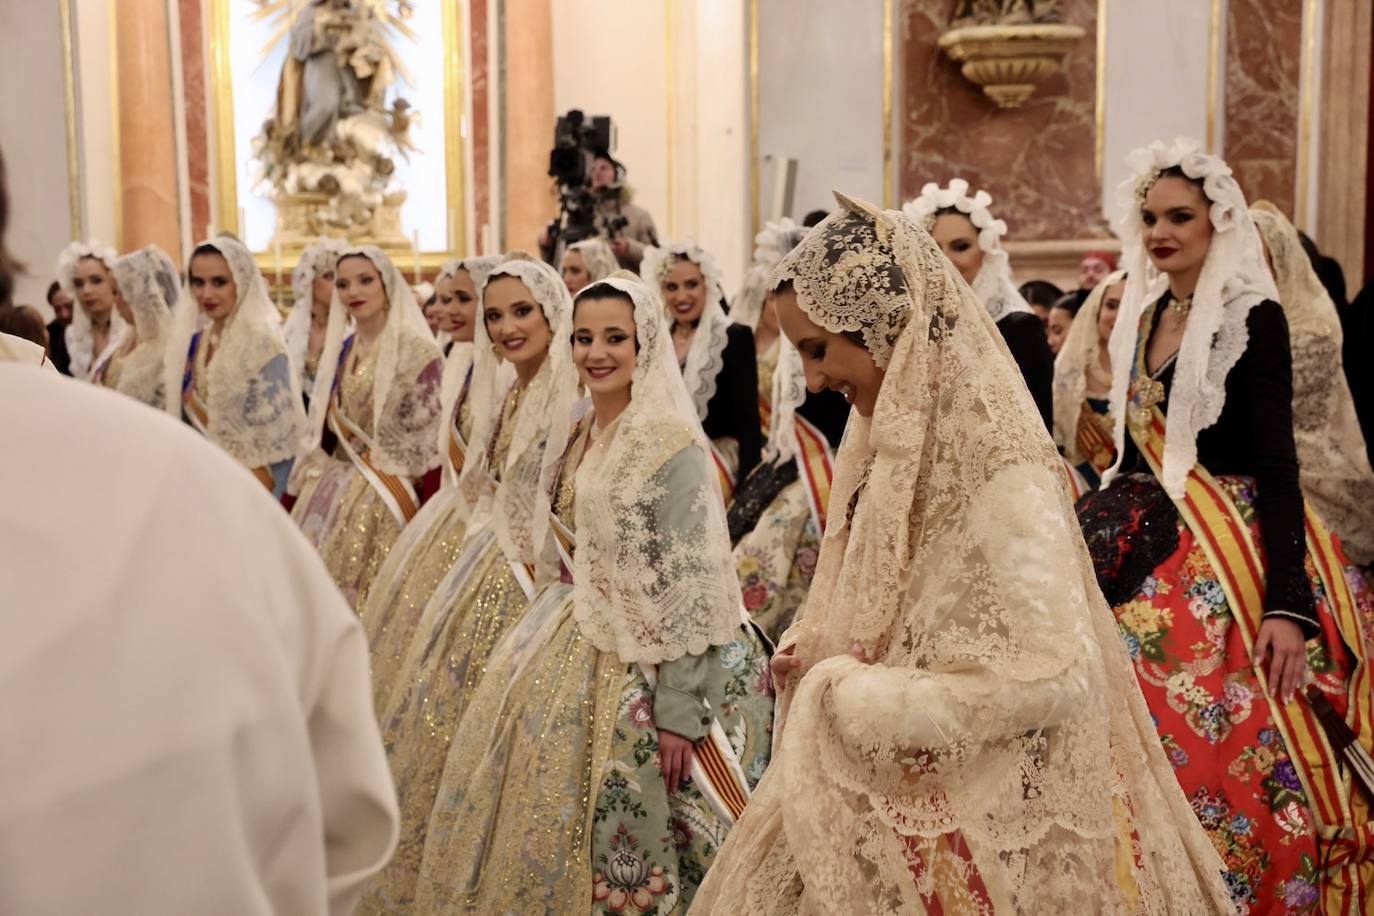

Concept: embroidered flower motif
[[626, 694, 655, 731], [592, 832, 671, 915], [719, 641, 748, 672]]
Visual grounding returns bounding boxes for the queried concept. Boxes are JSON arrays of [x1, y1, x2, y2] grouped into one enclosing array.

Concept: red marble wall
[[1223, 0, 1301, 215], [179, 0, 210, 244], [470, 0, 492, 253], [899, 0, 1109, 240]]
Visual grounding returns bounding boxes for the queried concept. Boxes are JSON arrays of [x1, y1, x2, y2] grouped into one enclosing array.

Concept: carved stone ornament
[[939, 3, 1084, 109]]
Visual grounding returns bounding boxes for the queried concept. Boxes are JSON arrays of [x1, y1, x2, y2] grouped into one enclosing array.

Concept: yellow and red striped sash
[[328, 403, 420, 525], [793, 414, 834, 534], [1075, 400, 1117, 474], [447, 419, 467, 480], [708, 441, 736, 506], [1060, 456, 1088, 503], [1131, 406, 1371, 875]]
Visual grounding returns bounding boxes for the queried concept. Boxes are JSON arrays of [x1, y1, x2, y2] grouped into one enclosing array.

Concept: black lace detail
[[727, 458, 799, 546], [1075, 472, 1181, 606]]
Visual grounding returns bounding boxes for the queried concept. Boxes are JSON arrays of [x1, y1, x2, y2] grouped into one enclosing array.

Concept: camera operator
[[584, 152, 658, 270]]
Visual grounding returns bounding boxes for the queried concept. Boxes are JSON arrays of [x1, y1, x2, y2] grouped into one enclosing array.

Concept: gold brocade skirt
[[357, 528, 532, 915], [360, 489, 472, 712], [291, 457, 402, 610]]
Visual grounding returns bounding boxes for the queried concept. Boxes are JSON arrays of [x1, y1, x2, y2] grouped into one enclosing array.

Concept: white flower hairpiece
[[901, 179, 1008, 255], [1118, 136, 1243, 234]]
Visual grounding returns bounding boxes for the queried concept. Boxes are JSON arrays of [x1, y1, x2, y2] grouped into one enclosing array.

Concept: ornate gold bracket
[[938, 23, 1085, 109]]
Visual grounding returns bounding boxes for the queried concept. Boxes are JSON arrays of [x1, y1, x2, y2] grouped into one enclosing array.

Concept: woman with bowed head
[[904, 179, 1055, 430], [359, 254, 506, 707], [359, 256, 577, 913], [1077, 138, 1374, 910], [644, 240, 762, 501], [55, 241, 125, 382], [163, 235, 307, 496], [733, 218, 809, 442], [1251, 202, 1374, 567], [284, 237, 348, 401], [560, 236, 618, 296], [409, 271, 773, 915], [289, 246, 444, 609], [1053, 269, 1126, 488], [690, 192, 1232, 915], [100, 245, 179, 407]]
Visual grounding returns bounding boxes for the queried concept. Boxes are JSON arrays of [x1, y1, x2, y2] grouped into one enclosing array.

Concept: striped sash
[[447, 417, 467, 481], [793, 414, 834, 535], [708, 440, 736, 506], [184, 344, 274, 493], [1131, 406, 1373, 910], [758, 391, 773, 439], [1075, 400, 1117, 474], [1060, 456, 1088, 503], [328, 403, 420, 525]]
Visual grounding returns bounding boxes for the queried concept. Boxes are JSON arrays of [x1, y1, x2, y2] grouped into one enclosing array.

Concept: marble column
[[1223, 0, 1300, 216], [471, 0, 494, 253], [1316, 1, 1371, 288], [501, 0, 556, 253], [179, 0, 211, 245], [115, 0, 182, 262]]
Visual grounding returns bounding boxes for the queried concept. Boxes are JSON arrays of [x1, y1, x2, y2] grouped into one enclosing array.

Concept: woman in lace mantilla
[[690, 192, 1232, 915], [1052, 269, 1126, 489], [358, 256, 578, 914], [284, 237, 348, 403], [288, 246, 443, 609], [359, 254, 505, 710], [904, 179, 1055, 431], [734, 219, 809, 444], [55, 240, 126, 382], [1078, 138, 1374, 912], [162, 235, 307, 498], [101, 245, 178, 408], [405, 272, 772, 915], [644, 240, 762, 499]]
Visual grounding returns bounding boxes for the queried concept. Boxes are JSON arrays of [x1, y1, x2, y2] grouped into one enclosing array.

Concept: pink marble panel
[[1223, 0, 1301, 215], [470, 0, 491, 252], [179, 0, 210, 244], [900, 0, 1109, 241]]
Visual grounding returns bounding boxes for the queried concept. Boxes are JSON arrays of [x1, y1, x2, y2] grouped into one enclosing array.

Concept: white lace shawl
[[1102, 137, 1279, 498], [435, 255, 506, 488], [641, 240, 730, 422], [56, 241, 125, 381], [691, 192, 1231, 914], [1253, 204, 1374, 563], [563, 238, 618, 289], [453, 257, 575, 571], [109, 245, 179, 408], [561, 274, 746, 665], [297, 246, 443, 481], [1052, 269, 1126, 461], [763, 335, 809, 465], [732, 218, 808, 329], [902, 179, 1033, 323], [161, 235, 308, 469], [283, 237, 348, 391]]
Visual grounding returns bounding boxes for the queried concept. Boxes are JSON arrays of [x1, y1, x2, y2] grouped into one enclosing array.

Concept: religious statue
[[251, 0, 417, 241], [951, 0, 1065, 27]]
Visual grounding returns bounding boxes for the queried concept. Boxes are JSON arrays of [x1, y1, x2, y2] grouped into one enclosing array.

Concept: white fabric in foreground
[[0, 367, 398, 915]]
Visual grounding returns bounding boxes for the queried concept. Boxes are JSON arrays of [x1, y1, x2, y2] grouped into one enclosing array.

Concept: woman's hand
[[1254, 617, 1307, 706], [771, 644, 802, 691], [657, 729, 695, 795]]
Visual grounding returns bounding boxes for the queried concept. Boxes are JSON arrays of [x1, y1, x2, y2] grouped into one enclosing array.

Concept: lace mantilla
[[902, 179, 1033, 324], [692, 193, 1233, 915], [1052, 269, 1126, 463], [295, 245, 442, 482], [162, 235, 308, 468], [642, 240, 730, 421], [733, 218, 808, 329], [56, 240, 126, 381], [564, 237, 618, 287], [569, 274, 746, 665], [109, 245, 179, 408], [435, 255, 506, 488], [284, 238, 348, 392], [1102, 137, 1278, 498]]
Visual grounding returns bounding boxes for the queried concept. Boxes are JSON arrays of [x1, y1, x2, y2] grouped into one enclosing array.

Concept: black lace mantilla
[[1076, 472, 1181, 607], [727, 458, 799, 546]]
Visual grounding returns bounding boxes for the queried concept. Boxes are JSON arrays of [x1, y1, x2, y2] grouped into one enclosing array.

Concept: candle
[[413, 229, 422, 283]]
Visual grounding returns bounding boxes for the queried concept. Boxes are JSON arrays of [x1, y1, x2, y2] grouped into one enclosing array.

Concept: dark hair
[[1050, 292, 1082, 317], [1149, 165, 1209, 203], [772, 278, 866, 349], [46, 280, 64, 304], [802, 209, 829, 228], [1018, 280, 1063, 309], [191, 242, 222, 260], [0, 304, 47, 347], [572, 285, 639, 352]]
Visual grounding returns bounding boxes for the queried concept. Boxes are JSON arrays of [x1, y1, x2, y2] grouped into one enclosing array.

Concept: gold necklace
[[1170, 294, 1194, 318]]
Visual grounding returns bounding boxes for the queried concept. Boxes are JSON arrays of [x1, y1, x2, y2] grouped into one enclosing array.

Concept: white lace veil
[[56, 241, 125, 381], [452, 257, 576, 570], [564, 238, 618, 288], [1102, 137, 1279, 497], [1252, 204, 1374, 563], [566, 273, 746, 665], [435, 254, 507, 486], [283, 237, 348, 386], [1052, 268, 1126, 461], [109, 245, 179, 406], [162, 235, 307, 468], [298, 245, 443, 478], [902, 179, 1033, 323], [692, 192, 1231, 913], [763, 335, 809, 465], [641, 240, 730, 422], [733, 217, 808, 329]]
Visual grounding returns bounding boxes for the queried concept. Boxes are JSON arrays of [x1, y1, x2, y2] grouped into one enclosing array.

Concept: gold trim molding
[[60, 0, 81, 239]]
